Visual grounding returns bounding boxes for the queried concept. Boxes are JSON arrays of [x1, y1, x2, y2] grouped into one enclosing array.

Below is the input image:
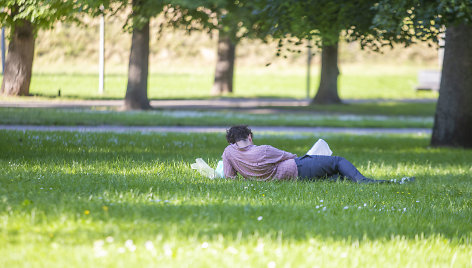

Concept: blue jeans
[[294, 155, 386, 183]]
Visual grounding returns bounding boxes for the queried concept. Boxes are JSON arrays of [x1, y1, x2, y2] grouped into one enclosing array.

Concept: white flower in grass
[[364, 203, 367, 207], [94, 249, 108, 258], [145, 241, 155, 252], [163, 245, 173, 256], [94, 240, 105, 248], [256, 242, 264, 252], [344, 206, 349, 210], [268, 261, 276, 268], [93, 240, 108, 258], [316, 205, 320, 209], [323, 207, 327, 211], [105, 236, 114, 243], [227, 246, 238, 254], [257, 216, 263, 221], [125, 240, 136, 252], [320, 200, 324, 203], [201, 242, 209, 249]]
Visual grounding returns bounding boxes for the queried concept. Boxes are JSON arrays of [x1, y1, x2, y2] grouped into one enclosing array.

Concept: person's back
[[222, 143, 298, 181]]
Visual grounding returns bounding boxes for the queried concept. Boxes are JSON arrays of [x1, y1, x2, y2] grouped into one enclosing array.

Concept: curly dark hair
[[226, 125, 253, 144]]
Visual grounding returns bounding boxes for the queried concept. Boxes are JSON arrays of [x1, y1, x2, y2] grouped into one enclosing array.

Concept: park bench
[[415, 70, 441, 91]]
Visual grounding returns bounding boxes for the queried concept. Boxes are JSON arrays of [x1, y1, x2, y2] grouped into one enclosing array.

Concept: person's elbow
[[225, 171, 237, 179]]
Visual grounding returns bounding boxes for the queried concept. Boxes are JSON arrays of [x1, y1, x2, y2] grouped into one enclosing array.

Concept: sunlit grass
[[0, 130, 471, 266], [11, 64, 439, 100]]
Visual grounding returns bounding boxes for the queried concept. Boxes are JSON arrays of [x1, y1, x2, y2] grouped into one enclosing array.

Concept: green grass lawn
[[0, 130, 471, 267], [3, 65, 438, 100], [267, 101, 436, 116], [0, 106, 435, 128]]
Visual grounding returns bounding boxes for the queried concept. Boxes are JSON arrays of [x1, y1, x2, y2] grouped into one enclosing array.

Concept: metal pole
[[438, 32, 445, 69], [98, 14, 105, 94], [1, 27, 5, 75], [306, 41, 312, 99]]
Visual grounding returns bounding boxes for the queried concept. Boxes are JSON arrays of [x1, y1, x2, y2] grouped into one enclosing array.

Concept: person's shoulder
[[222, 144, 234, 155], [260, 145, 278, 150], [256, 145, 270, 148], [261, 145, 291, 155]]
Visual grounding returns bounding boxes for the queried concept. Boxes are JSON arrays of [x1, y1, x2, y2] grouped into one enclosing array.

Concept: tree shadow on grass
[[2, 167, 471, 244]]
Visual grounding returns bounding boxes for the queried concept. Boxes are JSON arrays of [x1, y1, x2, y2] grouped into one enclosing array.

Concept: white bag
[[306, 139, 333, 156]]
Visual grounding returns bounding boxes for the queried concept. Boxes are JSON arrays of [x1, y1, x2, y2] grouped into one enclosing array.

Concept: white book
[[306, 139, 333, 156]]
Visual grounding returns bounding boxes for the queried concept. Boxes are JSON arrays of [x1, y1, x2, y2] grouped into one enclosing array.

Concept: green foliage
[[159, 0, 258, 43], [238, 0, 472, 53], [0, 0, 82, 33], [371, 0, 472, 47], [0, 130, 471, 266], [242, 0, 380, 51]]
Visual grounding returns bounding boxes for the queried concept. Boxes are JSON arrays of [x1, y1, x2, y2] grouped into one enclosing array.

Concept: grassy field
[[0, 66, 438, 129], [0, 64, 439, 100], [0, 105, 435, 129], [0, 130, 471, 267]]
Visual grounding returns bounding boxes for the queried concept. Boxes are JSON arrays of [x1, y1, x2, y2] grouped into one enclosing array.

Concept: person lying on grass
[[222, 125, 414, 184]]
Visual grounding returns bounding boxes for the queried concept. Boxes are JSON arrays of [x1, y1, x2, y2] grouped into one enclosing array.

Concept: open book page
[[306, 139, 333, 156], [191, 158, 216, 179]]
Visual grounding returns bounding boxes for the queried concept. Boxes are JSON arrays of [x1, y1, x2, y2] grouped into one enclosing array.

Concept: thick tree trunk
[[1, 20, 35, 96], [211, 32, 236, 95], [124, 19, 151, 110], [431, 25, 472, 148], [311, 41, 341, 104]]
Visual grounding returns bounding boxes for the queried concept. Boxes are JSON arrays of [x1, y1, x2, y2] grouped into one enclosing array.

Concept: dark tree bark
[[124, 18, 151, 110], [1, 20, 35, 96], [311, 41, 341, 104], [431, 25, 472, 148], [211, 32, 236, 95]]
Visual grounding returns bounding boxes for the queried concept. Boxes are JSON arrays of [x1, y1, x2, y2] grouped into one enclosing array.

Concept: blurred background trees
[[370, 0, 472, 147], [243, 0, 381, 104], [0, 0, 81, 96], [1, 0, 471, 147]]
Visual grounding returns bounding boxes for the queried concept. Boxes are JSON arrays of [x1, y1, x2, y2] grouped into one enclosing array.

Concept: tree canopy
[[371, 0, 472, 45], [0, 0, 85, 32]]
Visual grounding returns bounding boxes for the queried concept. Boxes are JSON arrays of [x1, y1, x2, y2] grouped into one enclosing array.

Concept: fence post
[[1, 27, 5, 75], [306, 40, 312, 100], [98, 13, 105, 94]]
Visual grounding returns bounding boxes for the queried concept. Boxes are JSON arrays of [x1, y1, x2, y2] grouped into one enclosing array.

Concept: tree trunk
[[431, 25, 472, 148], [312, 41, 341, 104], [124, 18, 151, 110], [211, 32, 236, 95], [1, 20, 35, 96]]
